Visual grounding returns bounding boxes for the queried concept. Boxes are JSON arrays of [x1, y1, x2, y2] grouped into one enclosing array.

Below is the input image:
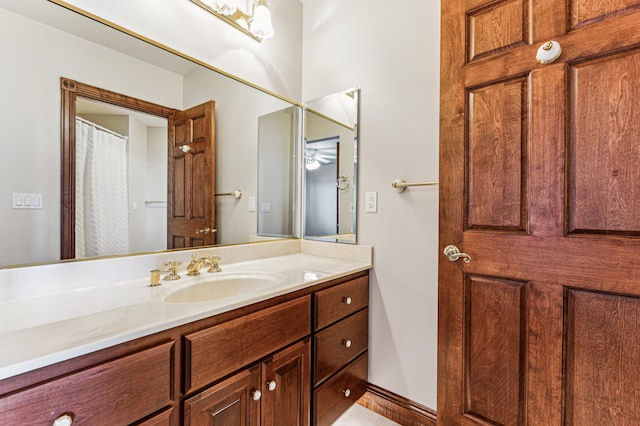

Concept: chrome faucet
[[186, 254, 223, 276]]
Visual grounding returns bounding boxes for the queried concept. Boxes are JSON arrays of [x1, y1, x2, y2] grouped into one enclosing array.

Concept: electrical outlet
[[365, 191, 377, 213]]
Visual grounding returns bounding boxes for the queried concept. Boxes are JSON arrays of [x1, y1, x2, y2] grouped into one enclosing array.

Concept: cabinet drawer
[[184, 296, 311, 393], [0, 341, 173, 425], [313, 352, 368, 426], [315, 275, 368, 330], [315, 308, 368, 385]]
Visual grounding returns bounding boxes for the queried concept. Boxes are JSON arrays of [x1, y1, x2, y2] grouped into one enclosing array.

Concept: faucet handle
[[163, 261, 182, 280], [207, 255, 222, 273]]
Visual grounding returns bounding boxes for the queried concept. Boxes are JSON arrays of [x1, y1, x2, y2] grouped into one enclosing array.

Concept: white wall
[[302, 0, 441, 409], [0, 8, 183, 266], [61, 0, 303, 101]]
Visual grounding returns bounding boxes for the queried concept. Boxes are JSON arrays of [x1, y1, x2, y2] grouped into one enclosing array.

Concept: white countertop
[[0, 242, 372, 381]]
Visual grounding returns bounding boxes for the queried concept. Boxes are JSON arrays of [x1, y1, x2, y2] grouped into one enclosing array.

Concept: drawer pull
[[252, 390, 262, 401], [268, 380, 277, 391], [343, 388, 351, 398], [53, 414, 74, 426], [343, 296, 352, 305], [342, 339, 353, 348]]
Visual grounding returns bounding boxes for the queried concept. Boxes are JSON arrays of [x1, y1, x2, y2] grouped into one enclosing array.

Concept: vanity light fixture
[[190, 0, 274, 41]]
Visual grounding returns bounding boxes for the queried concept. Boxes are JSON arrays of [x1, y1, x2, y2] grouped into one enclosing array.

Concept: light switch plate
[[248, 196, 256, 212], [12, 193, 43, 209], [365, 191, 377, 213]]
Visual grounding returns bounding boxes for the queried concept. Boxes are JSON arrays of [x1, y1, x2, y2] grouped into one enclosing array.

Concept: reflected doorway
[[304, 137, 339, 237]]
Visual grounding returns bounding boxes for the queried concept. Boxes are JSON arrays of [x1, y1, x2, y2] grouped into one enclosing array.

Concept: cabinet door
[[261, 339, 311, 426], [184, 365, 260, 426]]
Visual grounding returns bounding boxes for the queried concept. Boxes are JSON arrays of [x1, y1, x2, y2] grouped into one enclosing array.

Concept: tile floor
[[331, 404, 400, 425]]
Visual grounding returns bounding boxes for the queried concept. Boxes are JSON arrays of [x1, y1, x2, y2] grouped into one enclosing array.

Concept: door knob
[[195, 227, 217, 235], [536, 40, 562, 64], [443, 245, 472, 263]]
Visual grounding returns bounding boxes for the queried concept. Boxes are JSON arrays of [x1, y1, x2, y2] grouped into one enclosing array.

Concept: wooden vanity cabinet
[[0, 271, 369, 426], [184, 339, 310, 426], [312, 275, 369, 425], [0, 341, 174, 425]]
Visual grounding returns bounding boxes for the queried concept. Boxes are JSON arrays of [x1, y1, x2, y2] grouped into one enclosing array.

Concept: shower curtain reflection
[[75, 117, 130, 258]]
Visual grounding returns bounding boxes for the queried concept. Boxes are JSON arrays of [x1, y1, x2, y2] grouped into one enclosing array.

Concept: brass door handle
[[195, 227, 217, 235], [443, 245, 471, 263]]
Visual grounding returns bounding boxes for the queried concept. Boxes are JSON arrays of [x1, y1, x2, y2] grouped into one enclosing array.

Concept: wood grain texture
[[183, 364, 260, 426], [565, 289, 640, 424], [525, 283, 563, 425], [468, 0, 527, 61], [167, 101, 216, 248], [184, 296, 311, 394], [262, 339, 311, 425], [357, 384, 437, 426], [313, 352, 368, 426], [464, 276, 526, 425], [568, 49, 640, 235], [467, 77, 528, 231], [314, 308, 368, 385], [0, 342, 174, 425], [570, 0, 640, 29], [314, 275, 368, 330], [438, 0, 468, 422]]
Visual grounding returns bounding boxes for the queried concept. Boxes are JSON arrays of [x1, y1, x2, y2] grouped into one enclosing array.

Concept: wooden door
[[168, 101, 216, 249], [439, 1, 640, 424], [261, 340, 310, 426], [183, 365, 260, 425]]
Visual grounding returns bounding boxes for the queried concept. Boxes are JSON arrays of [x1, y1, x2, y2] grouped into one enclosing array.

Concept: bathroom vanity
[[0, 242, 371, 425]]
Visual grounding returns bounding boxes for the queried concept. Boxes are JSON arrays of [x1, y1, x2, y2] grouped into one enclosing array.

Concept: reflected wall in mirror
[[257, 106, 299, 239], [0, 1, 300, 268], [303, 88, 359, 244]]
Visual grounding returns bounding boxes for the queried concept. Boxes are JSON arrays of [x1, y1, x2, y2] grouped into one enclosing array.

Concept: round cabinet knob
[[252, 390, 262, 401], [342, 339, 353, 348], [343, 389, 351, 398], [536, 40, 562, 64], [53, 414, 74, 426], [268, 380, 277, 391], [180, 144, 191, 153], [343, 296, 352, 305]]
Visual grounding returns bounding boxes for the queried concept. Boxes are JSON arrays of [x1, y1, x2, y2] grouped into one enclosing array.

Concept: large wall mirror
[[0, 1, 299, 268], [303, 88, 359, 244]]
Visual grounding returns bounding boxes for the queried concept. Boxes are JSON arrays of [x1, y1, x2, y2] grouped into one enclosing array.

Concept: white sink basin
[[163, 273, 285, 303]]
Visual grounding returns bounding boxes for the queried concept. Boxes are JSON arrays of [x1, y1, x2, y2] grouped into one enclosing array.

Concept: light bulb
[[250, 4, 274, 39], [213, 0, 237, 15]]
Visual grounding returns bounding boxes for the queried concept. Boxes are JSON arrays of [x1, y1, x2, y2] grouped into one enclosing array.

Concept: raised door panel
[[167, 101, 215, 249], [261, 340, 310, 426], [441, 0, 640, 424], [568, 49, 640, 235], [570, 0, 640, 29], [184, 365, 260, 426], [464, 276, 526, 425], [565, 289, 640, 424], [467, 0, 528, 61], [467, 77, 529, 231]]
